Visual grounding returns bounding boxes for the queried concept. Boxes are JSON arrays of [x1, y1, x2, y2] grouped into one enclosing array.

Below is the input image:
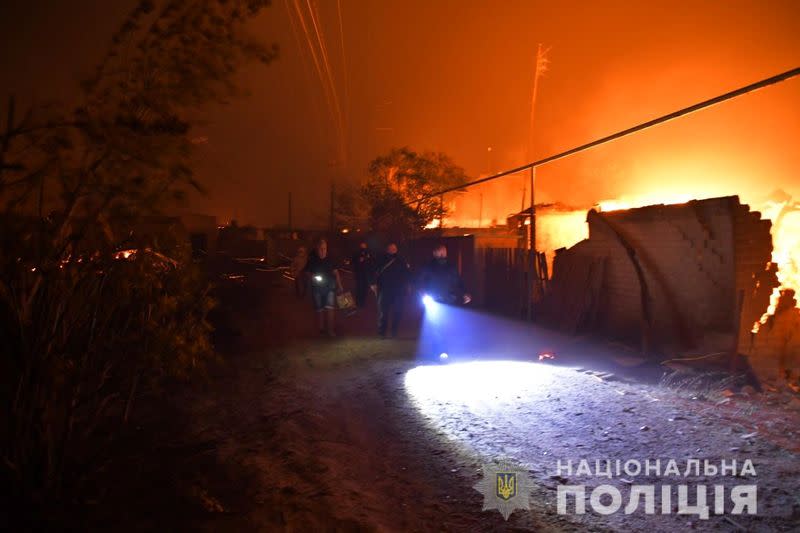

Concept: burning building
[[537, 195, 799, 386]]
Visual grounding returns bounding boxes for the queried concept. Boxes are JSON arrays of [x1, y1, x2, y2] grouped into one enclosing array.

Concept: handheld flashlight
[[421, 294, 434, 306], [314, 275, 323, 283]]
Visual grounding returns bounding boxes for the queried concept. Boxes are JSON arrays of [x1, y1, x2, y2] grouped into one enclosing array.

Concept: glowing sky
[[1, 0, 798, 226]]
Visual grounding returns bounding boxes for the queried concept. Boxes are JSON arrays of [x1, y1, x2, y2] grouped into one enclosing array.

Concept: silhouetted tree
[[338, 147, 468, 240], [0, 0, 277, 523]]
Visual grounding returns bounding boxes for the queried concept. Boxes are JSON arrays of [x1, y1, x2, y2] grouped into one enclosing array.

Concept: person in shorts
[[304, 238, 342, 336]]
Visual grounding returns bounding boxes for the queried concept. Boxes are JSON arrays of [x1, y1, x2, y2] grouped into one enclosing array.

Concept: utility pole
[[288, 192, 293, 231], [329, 182, 335, 234], [478, 193, 483, 229], [527, 43, 548, 321]]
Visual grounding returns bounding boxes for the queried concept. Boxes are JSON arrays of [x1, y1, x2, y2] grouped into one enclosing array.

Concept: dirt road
[[100, 272, 800, 532]]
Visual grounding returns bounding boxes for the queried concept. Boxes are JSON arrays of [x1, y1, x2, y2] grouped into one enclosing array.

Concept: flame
[[535, 209, 588, 265], [425, 218, 441, 229], [113, 249, 137, 260], [752, 200, 800, 332], [596, 193, 696, 212]]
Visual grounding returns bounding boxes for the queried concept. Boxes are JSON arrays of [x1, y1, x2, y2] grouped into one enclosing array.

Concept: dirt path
[[102, 272, 800, 532]]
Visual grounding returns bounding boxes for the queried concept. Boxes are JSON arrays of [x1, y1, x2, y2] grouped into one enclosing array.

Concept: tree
[[0, 0, 277, 522], [339, 147, 468, 240]]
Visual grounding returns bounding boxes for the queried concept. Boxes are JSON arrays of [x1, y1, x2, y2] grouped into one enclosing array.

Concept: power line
[[409, 66, 800, 205]]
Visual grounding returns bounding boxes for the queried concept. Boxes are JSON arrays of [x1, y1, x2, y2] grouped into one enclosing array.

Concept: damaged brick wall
[[732, 202, 776, 342], [743, 292, 800, 384], [732, 201, 778, 350], [734, 201, 800, 384], [545, 196, 771, 357]]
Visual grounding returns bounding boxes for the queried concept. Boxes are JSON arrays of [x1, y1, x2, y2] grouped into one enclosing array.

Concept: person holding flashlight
[[304, 238, 343, 337], [417, 244, 470, 360], [418, 243, 471, 305]]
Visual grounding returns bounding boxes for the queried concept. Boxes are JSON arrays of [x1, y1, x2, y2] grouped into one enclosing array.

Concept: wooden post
[[288, 192, 293, 231], [527, 166, 536, 320], [329, 182, 335, 234]]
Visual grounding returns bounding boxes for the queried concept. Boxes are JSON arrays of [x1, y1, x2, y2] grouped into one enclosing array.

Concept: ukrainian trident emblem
[[496, 472, 517, 500], [474, 461, 534, 520]]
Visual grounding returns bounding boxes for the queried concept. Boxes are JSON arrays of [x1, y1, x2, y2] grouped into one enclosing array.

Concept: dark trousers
[[355, 275, 369, 308], [377, 290, 404, 336], [294, 276, 306, 298]]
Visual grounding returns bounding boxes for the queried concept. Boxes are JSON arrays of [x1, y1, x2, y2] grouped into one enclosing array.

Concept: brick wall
[[547, 196, 776, 357], [743, 293, 800, 383], [593, 197, 742, 353]]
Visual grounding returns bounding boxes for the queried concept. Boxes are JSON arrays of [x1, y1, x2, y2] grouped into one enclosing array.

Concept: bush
[[0, 0, 276, 522], [0, 224, 214, 516]]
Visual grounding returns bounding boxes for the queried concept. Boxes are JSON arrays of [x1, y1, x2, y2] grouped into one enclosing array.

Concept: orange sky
[[1, 0, 798, 226]]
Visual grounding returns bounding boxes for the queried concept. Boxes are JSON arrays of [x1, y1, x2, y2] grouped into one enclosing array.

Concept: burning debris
[[752, 195, 800, 331]]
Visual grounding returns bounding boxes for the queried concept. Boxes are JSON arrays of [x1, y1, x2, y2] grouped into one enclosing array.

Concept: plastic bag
[[337, 291, 355, 310]]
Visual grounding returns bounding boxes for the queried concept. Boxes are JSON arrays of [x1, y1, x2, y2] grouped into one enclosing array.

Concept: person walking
[[291, 245, 308, 298], [350, 241, 373, 310], [304, 239, 343, 337], [418, 243, 471, 305], [417, 243, 471, 358], [371, 243, 410, 338]]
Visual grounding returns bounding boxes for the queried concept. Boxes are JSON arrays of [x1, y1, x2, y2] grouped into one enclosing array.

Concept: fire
[[113, 249, 137, 260], [535, 209, 588, 265], [752, 200, 800, 332], [425, 218, 442, 229], [436, 176, 799, 331], [596, 193, 697, 212]]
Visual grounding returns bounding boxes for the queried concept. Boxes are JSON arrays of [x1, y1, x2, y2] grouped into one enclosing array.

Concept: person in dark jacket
[[304, 239, 343, 336], [417, 244, 471, 359], [418, 244, 471, 305], [350, 241, 373, 309], [371, 243, 410, 338]]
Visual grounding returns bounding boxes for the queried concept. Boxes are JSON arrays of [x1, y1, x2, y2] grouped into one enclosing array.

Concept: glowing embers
[[404, 361, 557, 412]]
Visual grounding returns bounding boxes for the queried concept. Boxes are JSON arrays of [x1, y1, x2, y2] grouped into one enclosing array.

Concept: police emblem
[[474, 461, 534, 520], [496, 472, 516, 500]]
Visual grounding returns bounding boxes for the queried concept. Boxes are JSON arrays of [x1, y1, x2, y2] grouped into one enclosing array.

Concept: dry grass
[[659, 369, 742, 400]]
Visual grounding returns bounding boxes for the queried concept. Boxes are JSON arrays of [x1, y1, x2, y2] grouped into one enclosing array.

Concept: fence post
[[527, 166, 536, 320]]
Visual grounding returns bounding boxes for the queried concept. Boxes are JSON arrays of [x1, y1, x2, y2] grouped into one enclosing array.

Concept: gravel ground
[[98, 271, 800, 532]]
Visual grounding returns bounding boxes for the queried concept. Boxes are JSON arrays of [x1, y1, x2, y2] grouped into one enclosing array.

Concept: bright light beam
[[415, 300, 561, 362], [403, 361, 592, 468], [405, 361, 558, 413]]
